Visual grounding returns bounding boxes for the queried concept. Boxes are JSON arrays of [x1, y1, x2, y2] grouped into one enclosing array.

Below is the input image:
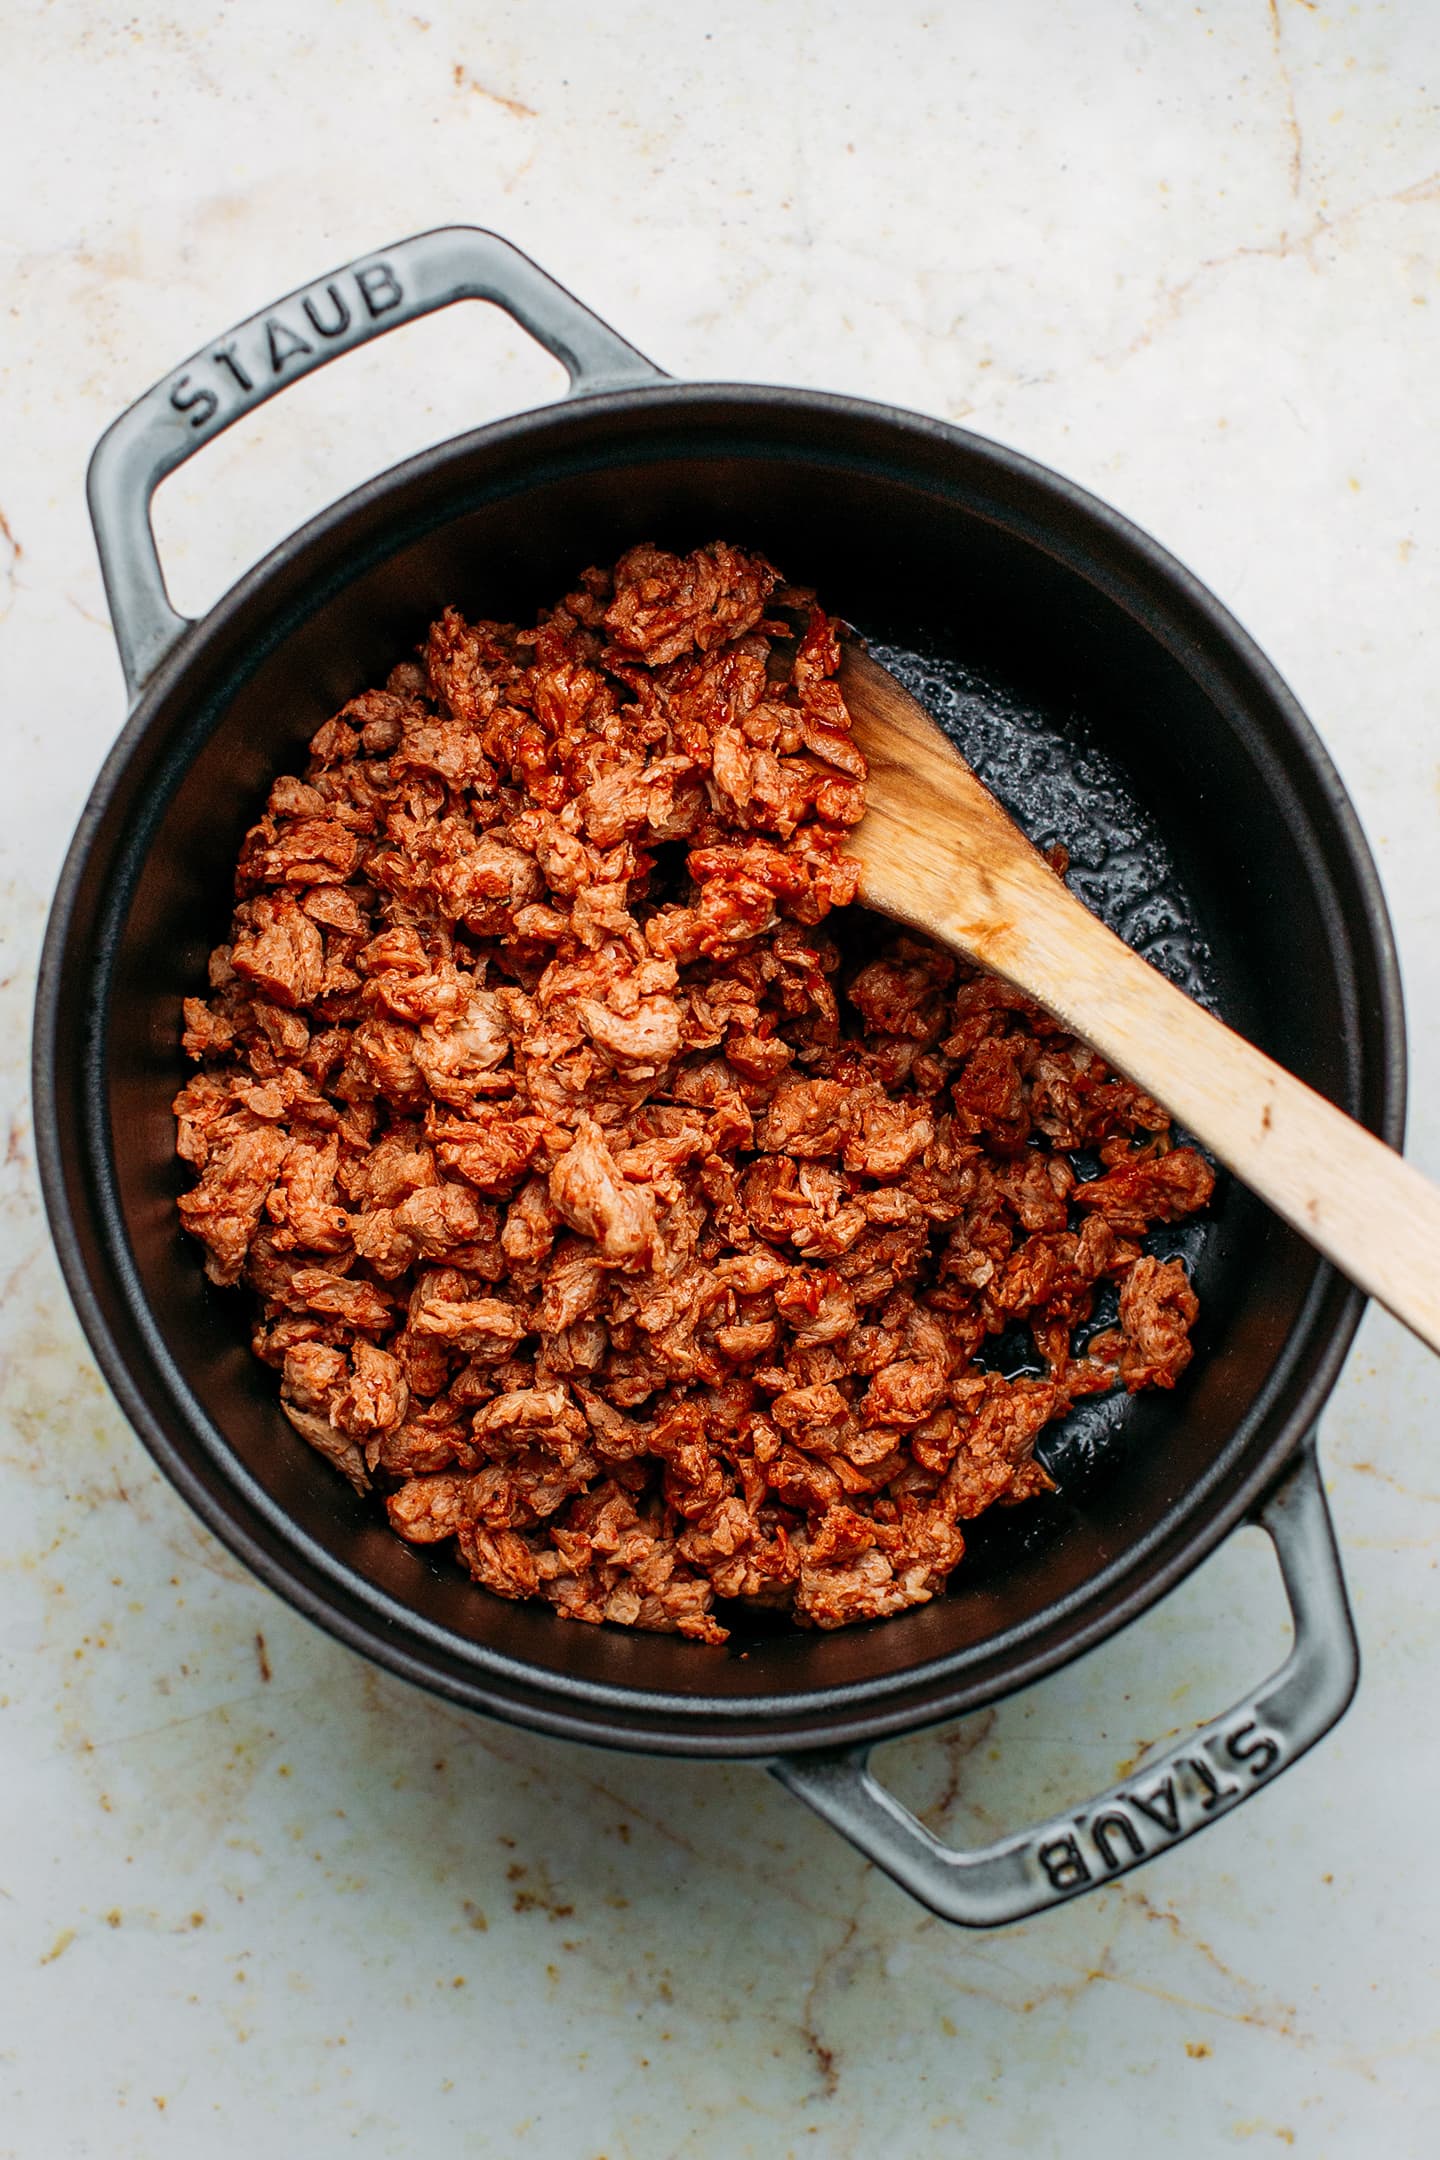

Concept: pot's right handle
[[771, 1444, 1356, 1926], [87, 225, 665, 702]]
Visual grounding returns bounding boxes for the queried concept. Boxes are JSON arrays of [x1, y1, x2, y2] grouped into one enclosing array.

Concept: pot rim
[[34, 377, 1408, 1755]]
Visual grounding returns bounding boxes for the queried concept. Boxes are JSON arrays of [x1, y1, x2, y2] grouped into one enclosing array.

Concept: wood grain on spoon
[[838, 640, 1440, 1359]]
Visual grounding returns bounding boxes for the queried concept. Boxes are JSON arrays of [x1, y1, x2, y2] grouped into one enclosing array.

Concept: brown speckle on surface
[[254, 1632, 271, 1683], [798, 1912, 861, 2099], [1348, 1459, 1440, 1503], [508, 1856, 575, 1921], [1265, 0, 1304, 197], [919, 1706, 998, 1824], [0, 504, 21, 602], [451, 61, 536, 117]]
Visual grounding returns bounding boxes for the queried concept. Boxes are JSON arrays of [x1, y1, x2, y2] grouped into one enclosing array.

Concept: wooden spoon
[[838, 640, 1440, 1358]]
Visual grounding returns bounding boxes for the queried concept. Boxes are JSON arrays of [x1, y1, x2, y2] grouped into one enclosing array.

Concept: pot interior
[[62, 392, 1396, 1735]]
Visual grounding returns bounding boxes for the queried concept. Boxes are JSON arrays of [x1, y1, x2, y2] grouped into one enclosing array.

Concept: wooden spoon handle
[[978, 877, 1437, 1354]]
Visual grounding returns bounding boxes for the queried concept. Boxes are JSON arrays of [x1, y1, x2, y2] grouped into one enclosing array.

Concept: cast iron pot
[[34, 227, 1405, 1926]]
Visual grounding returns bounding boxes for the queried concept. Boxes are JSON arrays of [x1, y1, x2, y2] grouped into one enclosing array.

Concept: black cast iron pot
[[34, 227, 1405, 1925]]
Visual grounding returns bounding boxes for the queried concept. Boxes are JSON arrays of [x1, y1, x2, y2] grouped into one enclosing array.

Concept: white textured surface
[[3, 2, 1440, 2152]]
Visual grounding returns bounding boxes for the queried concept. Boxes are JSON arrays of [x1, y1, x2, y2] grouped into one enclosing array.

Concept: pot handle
[[770, 1443, 1356, 1926], [86, 224, 665, 702]]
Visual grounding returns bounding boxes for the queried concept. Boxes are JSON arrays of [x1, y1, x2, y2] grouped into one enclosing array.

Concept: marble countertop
[[4, 1, 1439, 2152]]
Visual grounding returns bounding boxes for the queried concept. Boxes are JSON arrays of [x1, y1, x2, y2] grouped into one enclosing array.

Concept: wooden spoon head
[[837, 641, 1064, 969]]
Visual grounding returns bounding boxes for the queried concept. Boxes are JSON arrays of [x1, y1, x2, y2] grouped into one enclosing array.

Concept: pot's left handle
[[87, 225, 665, 702]]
